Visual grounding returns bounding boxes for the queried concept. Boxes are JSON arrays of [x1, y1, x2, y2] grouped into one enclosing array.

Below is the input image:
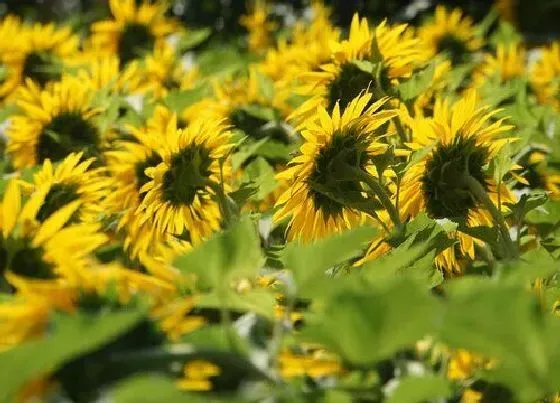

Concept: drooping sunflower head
[[291, 15, 422, 126], [0, 179, 107, 289], [24, 152, 111, 225], [530, 42, 560, 111], [6, 76, 103, 169], [136, 116, 233, 244], [418, 6, 483, 65], [274, 93, 397, 242], [2, 21, 80, 89], [472, 42, 527, 87], [90, 0, 178, 67], [399, 91, 516, 273]]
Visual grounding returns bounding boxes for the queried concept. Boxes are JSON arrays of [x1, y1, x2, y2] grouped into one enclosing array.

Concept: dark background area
[[1, 0, 558, 42]]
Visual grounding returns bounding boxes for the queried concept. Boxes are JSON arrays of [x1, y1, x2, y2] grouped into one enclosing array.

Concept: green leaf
[[300, 278, 440, 366], [163, 85, 210, 112], [396, 63, 435, 101], [241, 157, 277, 200], [197, 289, 276, 320], [232, 137, 268, 171], [501, 247, 558, 284], [114, 375, 199, 403], [525, 200, 560, 224], [281, 226, 377, 296], [0, 309, 144, 401], [386, 375, 452, 403], [173, 217, 262, 289], [177, 28, 212, 52]]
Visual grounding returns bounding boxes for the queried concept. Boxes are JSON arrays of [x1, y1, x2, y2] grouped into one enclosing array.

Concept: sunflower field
[[1, 0, 560, 401]]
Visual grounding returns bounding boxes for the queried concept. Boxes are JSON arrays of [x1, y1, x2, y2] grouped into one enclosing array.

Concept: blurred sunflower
[[105, 106, 189, 258], [0, 16, 25, 101], [6, 76, 104, 169], [90, 0, 179, 67], [291, 14, 423, 126], [258, 1, 340, 90], [76, 54, 143, 94], [514, 149, 560, 200], [397, 91, 516, 273], [22, 152, 110, 224], [240, 0, 276, 54], [531, 42, 560, 111], [136, 117, 233, 243], [186, 68, 291, 148], [274, 93, 397, 242], [0, 179, 107, 290], [418, 6, 482, 66], [140, 43, 199, 99], [472, 43, 527, 87], [2, 21, 79, 88]]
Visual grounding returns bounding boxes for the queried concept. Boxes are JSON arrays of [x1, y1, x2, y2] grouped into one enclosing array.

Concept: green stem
[[463, 175, 518, 259], [352, 167, 402, 229]]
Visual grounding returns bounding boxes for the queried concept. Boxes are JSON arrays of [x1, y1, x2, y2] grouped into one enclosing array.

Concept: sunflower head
[[275, 93, 397, 242], [422, 136, 490, 221], [7, 77, 103, 169], [419, 6, 483, 65]]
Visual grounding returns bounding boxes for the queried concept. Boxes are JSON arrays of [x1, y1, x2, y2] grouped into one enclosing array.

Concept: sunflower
[[0, 179, 107, 290], [258, 1, 340, 90], [397, 91, 516, 273], [105, 106, 189, 258], [472, 43, 527, 88], [513, 149, 560, 200], [0, 16, 25, 101], [274, 93, 397, 242], [90, 0, 179, 67], [21, 152, 111, 224], [135, 116, 233, 243], [418, 6, 483, 66], [75, 53, 143, 94], [6, 76, 104, 169], [530, 42, 560, 111], [139, 42, 199, 99], [290, 14, 423, 126], [1, 21, 79, 89], [240, 0, 277, 54]]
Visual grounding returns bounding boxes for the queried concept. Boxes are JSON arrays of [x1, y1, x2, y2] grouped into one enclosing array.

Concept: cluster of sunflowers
[[1, 0, 560, 402]]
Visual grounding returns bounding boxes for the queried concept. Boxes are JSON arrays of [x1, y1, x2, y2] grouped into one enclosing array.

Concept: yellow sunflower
[[418, 6, 483, 65], [240, 0, 276, 54], [0, 16, 25, 101], [6, 76, 104, 169], [105, 106, 189, 258], [472, 42, 527, 87], [75, 53, 143, 94], [136, 116, 233, 243], [1, 21, 79, 89], [397, 91, 516, 273], [290, 14, 423, 126], [514, 149, 560, 200], [139, 42, 199, 99], [530, 42, 560, 111], [0, 179, 107, 290], [21, 152, 111, 224], [90, 0, 179, 66], [258, 1, 340, 90], [274, 93, 398, 242]]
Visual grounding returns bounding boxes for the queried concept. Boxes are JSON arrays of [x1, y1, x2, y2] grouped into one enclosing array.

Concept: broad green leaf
[[300, 278, 440, 366], [231, 137, 268, 171], [197, 289, 276, 320], [177, 27, 212, 52], [440, 278, 553, 401], [501, 247, 558, 284], [386, 375, 452, 403], [241, 157, 277, 200], [525, 200, 560, 224], [281, 226, 377, 295], [0, 309, 144, 401], [173, 217, 262, 289], [163, 85, 210, 112], [397, 63, 435, 101], [114, 375, 199, 403]]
